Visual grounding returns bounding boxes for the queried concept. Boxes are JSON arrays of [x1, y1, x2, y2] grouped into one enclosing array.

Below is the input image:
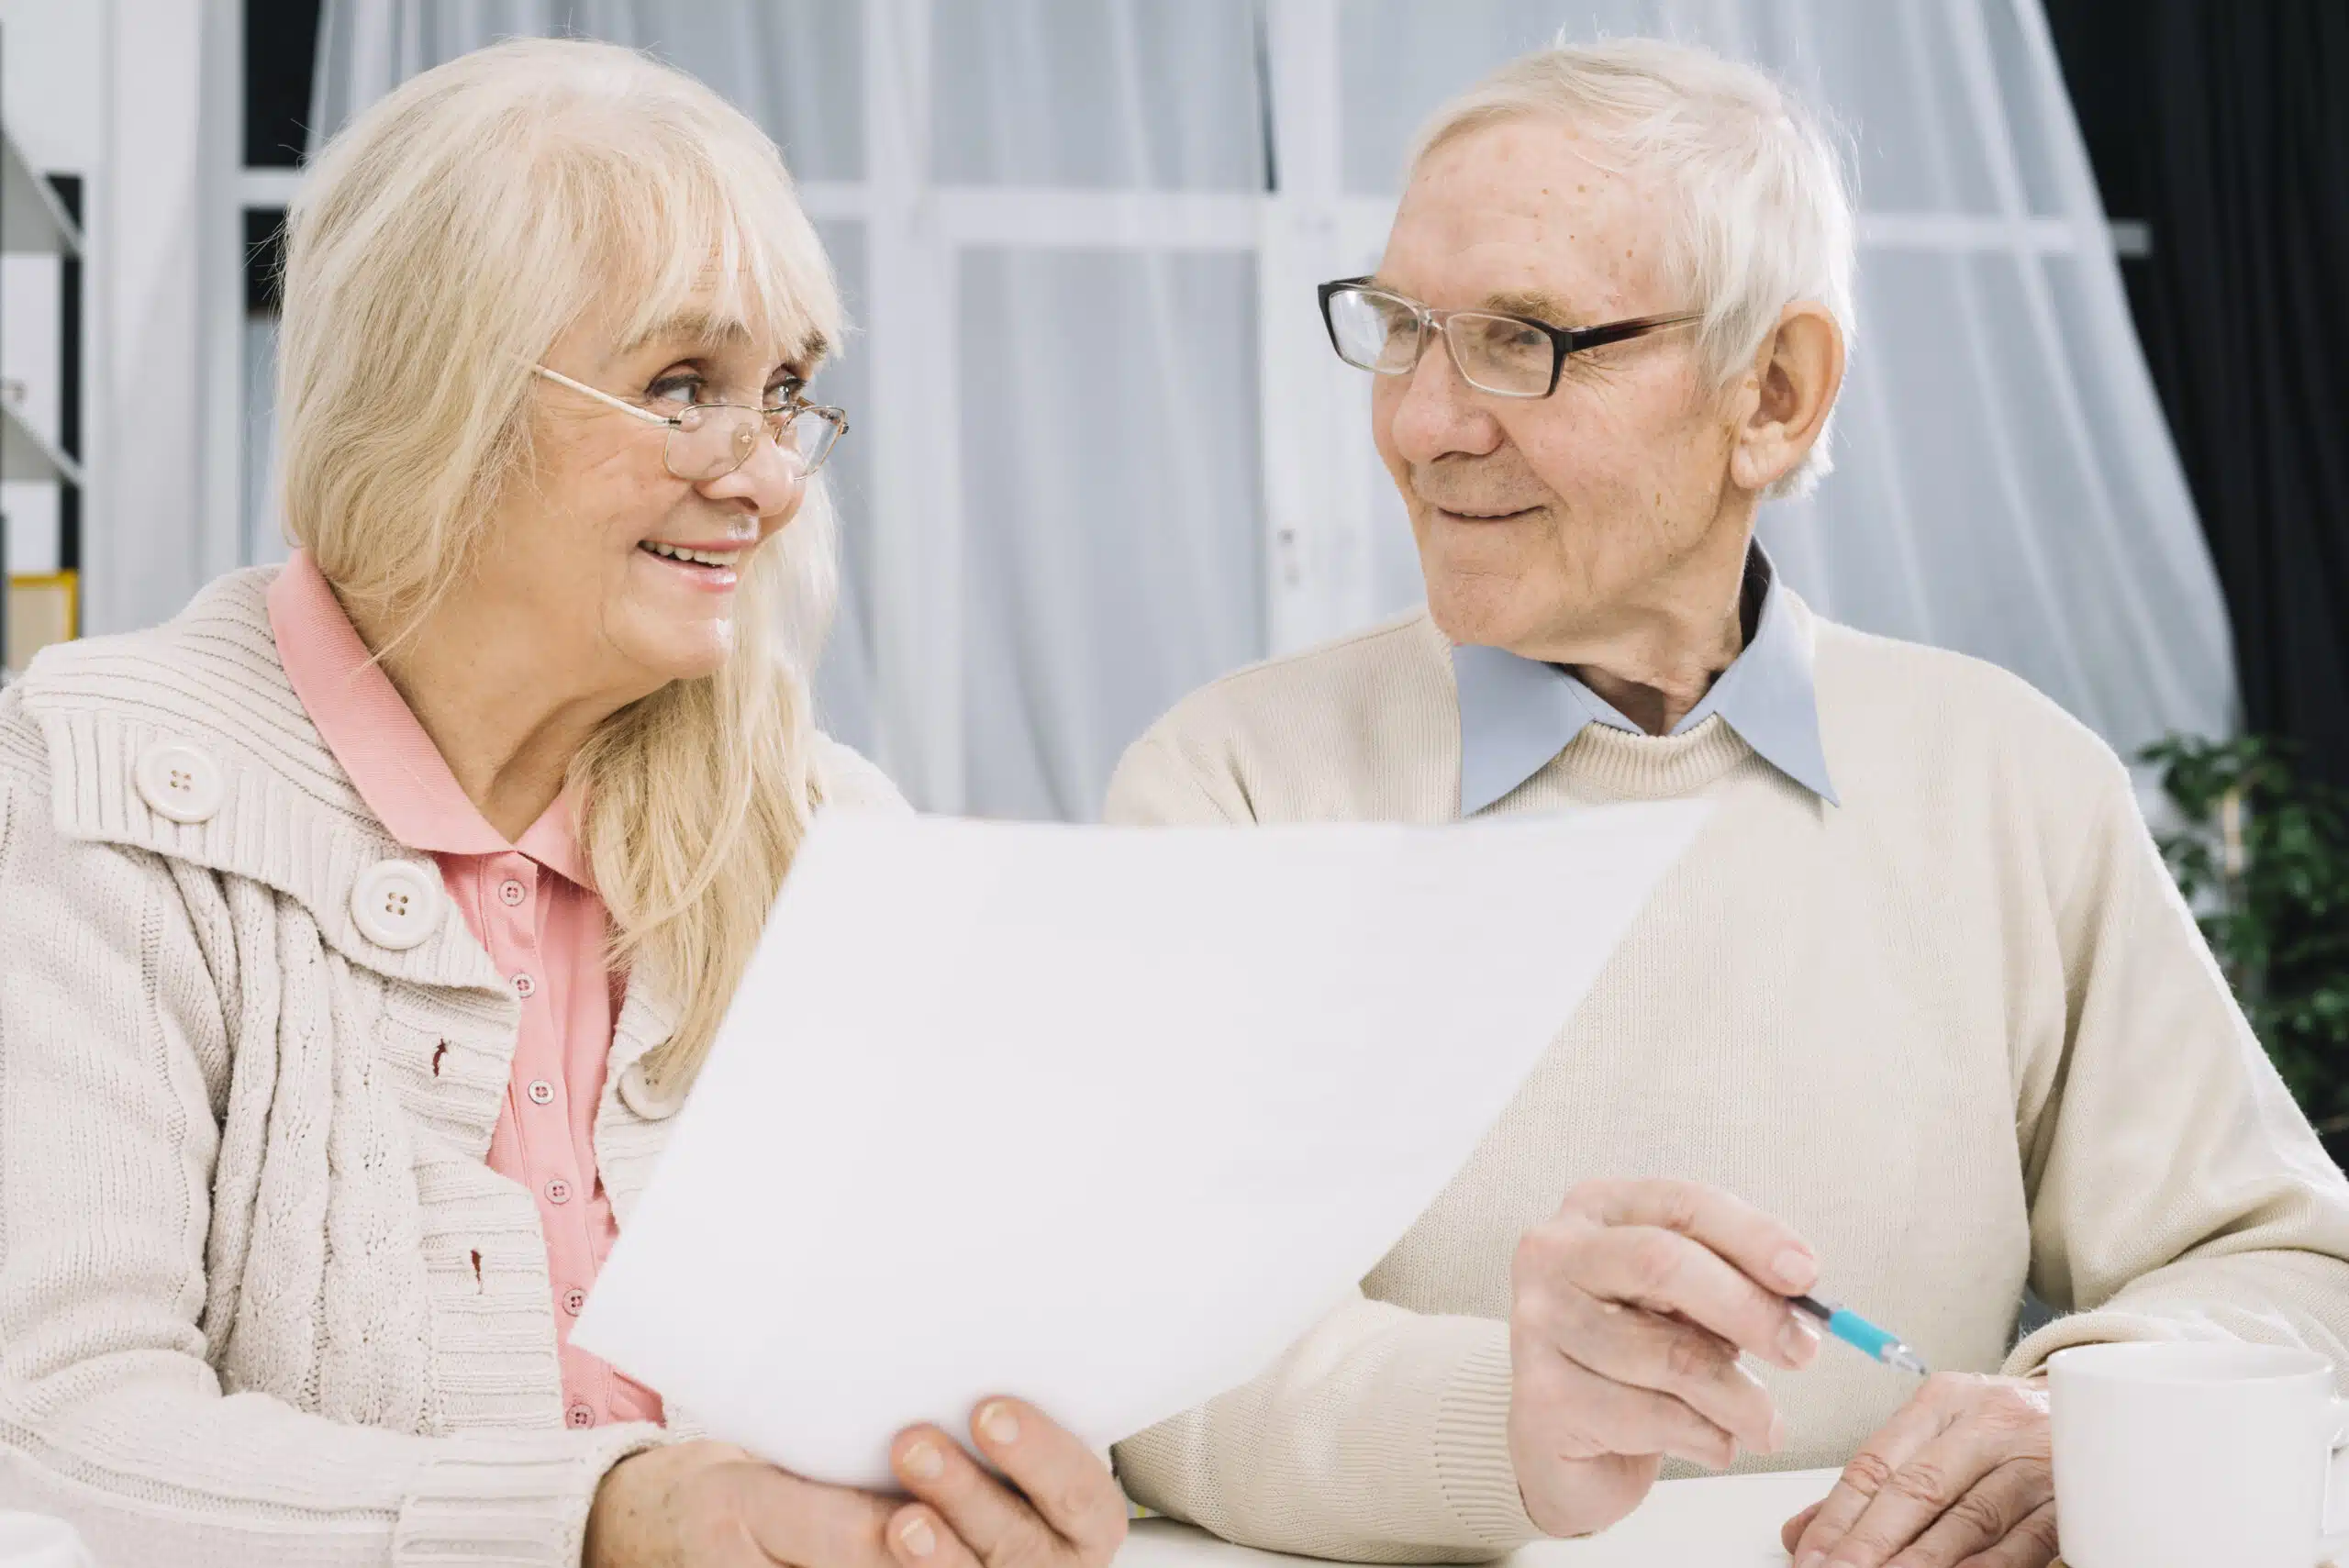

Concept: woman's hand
[[883, 1397, 1129, 1568], [584, 1398, 1128, 1568], [585, 1440, 892, 1567]]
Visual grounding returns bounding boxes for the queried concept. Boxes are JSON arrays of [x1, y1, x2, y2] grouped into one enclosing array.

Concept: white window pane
[[618, 0, 864, 182], [1339, 1, 2003, 215], [2, 484, 60, 577], [1340, 0, 1577, 195], [1783, 4, 2001, 217], [243, 313, 288, 566], [958, 249, 1265, 820], [1979, 0, 2068, 217], [310, 2, 863, 179], [932, 0, 1265, 191], [809, 217, 879, 756]]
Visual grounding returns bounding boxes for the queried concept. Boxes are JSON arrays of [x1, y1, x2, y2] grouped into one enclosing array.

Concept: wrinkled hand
[[883, 1399, 1128, 1568], [1781, 1373, 2054, 1568], [1508, 1178, 1826, 1540], [584, 1398, 1127, 1568]]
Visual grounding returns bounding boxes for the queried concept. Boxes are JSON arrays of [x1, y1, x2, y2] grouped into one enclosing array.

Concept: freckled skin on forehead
[[1382, 116, 1669, 320]]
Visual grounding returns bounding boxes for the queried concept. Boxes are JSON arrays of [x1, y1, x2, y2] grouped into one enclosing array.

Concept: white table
[[1119, 1469, 1842, 1568]]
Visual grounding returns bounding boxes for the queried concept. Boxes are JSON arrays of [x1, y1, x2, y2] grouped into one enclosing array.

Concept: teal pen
[[1790, 1295, 1930, 1375]]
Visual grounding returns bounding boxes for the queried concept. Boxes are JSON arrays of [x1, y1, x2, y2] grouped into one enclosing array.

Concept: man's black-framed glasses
[[1318, 276, 1700, 399]]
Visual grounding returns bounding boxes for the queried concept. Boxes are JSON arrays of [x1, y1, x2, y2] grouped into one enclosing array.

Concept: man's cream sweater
[[1103, 594, 2349, 1562]]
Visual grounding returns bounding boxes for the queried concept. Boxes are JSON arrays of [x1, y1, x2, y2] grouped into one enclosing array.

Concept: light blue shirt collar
[[1453, 545, 1838, 815]]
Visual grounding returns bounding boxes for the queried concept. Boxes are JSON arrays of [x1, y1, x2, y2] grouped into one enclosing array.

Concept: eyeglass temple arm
[[1557, 313, 1704, 353], [1531, 314, 1701, 395], [533, 361, 841, 432], [529, 363, 675, 428]]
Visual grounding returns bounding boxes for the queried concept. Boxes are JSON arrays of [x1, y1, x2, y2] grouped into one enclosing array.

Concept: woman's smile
[[637, 535, 753, 590]]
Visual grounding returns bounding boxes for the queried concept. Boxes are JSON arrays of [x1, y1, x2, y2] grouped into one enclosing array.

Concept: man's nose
[[1383, 333, 1503, 465]]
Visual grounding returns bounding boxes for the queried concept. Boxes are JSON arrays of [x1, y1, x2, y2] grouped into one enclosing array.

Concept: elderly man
[[1102, 37, 2349, 1568]]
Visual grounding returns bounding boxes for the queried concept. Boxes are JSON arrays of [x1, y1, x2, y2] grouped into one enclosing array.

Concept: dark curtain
[[2050, 1, 2349, 786]]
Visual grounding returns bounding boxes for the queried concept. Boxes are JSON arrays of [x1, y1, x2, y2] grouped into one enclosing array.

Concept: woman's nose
[[699, 430, 806, 517]]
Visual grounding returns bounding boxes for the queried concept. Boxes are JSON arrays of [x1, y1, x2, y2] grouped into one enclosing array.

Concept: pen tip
[[1888, 1347, 1931, 1375]]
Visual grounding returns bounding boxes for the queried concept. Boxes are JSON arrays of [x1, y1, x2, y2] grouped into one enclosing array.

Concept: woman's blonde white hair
[[1410, 37, 1855, 500], [277, 36, 841, 1089]]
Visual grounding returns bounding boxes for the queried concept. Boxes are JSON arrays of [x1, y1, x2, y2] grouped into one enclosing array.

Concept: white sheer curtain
[[302, 0, 2236, 818]]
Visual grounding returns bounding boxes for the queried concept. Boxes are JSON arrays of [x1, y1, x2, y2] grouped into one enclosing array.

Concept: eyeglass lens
[[1328, 286, 1556, 396], [665, 404, 843, 482]]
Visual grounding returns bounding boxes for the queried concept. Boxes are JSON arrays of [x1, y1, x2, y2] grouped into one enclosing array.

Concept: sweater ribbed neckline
[[1550, 714, 1760, 799]]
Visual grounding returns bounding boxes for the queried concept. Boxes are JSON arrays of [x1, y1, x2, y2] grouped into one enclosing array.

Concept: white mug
[[2050, 1340, 2349, 1568], [0, 1514, 91, 1568]]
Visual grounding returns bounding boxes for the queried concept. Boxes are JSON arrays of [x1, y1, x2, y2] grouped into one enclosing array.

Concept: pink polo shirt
[[269, 551, 662, 1431]]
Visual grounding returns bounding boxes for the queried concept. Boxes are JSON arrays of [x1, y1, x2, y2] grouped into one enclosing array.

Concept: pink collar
[[268, 550, 588, 885]]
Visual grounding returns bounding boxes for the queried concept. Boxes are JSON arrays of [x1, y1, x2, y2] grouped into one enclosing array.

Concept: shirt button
[[528, 1079, 555, 1106], [545, 1177, 572, 1205], [499, 878, 528, 906], [512, 973, 536, 999], [567, 1402, 596, 1429], [562, 1287, 587, 1316]]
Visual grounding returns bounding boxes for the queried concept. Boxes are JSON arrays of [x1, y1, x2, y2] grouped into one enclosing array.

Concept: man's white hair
[[1409, 37, 1855, 500]]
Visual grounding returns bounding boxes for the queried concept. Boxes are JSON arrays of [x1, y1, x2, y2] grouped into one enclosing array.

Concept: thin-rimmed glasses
[[531, 363, 850, 480], [1318, 277, 1699, 399]]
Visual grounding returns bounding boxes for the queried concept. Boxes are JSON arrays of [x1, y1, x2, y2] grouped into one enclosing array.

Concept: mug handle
[[2320, 1396, 2349, 1565]]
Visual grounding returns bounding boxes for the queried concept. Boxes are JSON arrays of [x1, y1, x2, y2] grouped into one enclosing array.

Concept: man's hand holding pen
[[1506, 1177, 1827, 1538], [1506, 1175, 2054, 1568]]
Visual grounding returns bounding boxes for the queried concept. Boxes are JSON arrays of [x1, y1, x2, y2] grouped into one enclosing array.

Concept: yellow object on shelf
[[6, 570, 76, 672]]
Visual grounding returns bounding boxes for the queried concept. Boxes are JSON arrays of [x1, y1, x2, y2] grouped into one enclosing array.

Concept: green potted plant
[[2143, 735, 2349, 1152]]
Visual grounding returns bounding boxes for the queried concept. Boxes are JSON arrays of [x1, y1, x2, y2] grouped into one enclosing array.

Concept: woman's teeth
[[640, 541, 742, 568]]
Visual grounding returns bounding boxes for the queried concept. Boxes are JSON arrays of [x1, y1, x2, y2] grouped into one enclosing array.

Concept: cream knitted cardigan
[[0, 568, 907, 1566], [1103, 595, 2349, 1563]]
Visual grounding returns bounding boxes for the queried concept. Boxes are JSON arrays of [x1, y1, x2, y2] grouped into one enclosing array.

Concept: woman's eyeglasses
[[531, 363, 850, 481]]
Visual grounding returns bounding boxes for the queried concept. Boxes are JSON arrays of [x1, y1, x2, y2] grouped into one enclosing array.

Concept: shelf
[[6, 571, 75, 673], [2, 400, 81, 484], [1, 122, 80, 256]]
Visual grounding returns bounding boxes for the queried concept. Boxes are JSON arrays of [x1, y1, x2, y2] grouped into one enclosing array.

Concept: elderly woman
[[0, 39, 1126, 1568]]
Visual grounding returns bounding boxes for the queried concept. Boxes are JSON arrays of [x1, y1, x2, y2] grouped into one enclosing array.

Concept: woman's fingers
[[892, 1420, 1032, 1566], [887, 1504, 983, 1568], [890, 1400, 1126, 1568], [966, 1399, 1129, 1562], [734, 1462, 901, 1568]]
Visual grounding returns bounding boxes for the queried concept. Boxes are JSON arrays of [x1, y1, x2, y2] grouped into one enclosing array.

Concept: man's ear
[[1728, 302, 1845, 495]]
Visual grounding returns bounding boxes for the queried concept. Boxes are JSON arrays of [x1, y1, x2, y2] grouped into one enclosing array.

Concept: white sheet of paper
[[574, 805, 1709, 1488]]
